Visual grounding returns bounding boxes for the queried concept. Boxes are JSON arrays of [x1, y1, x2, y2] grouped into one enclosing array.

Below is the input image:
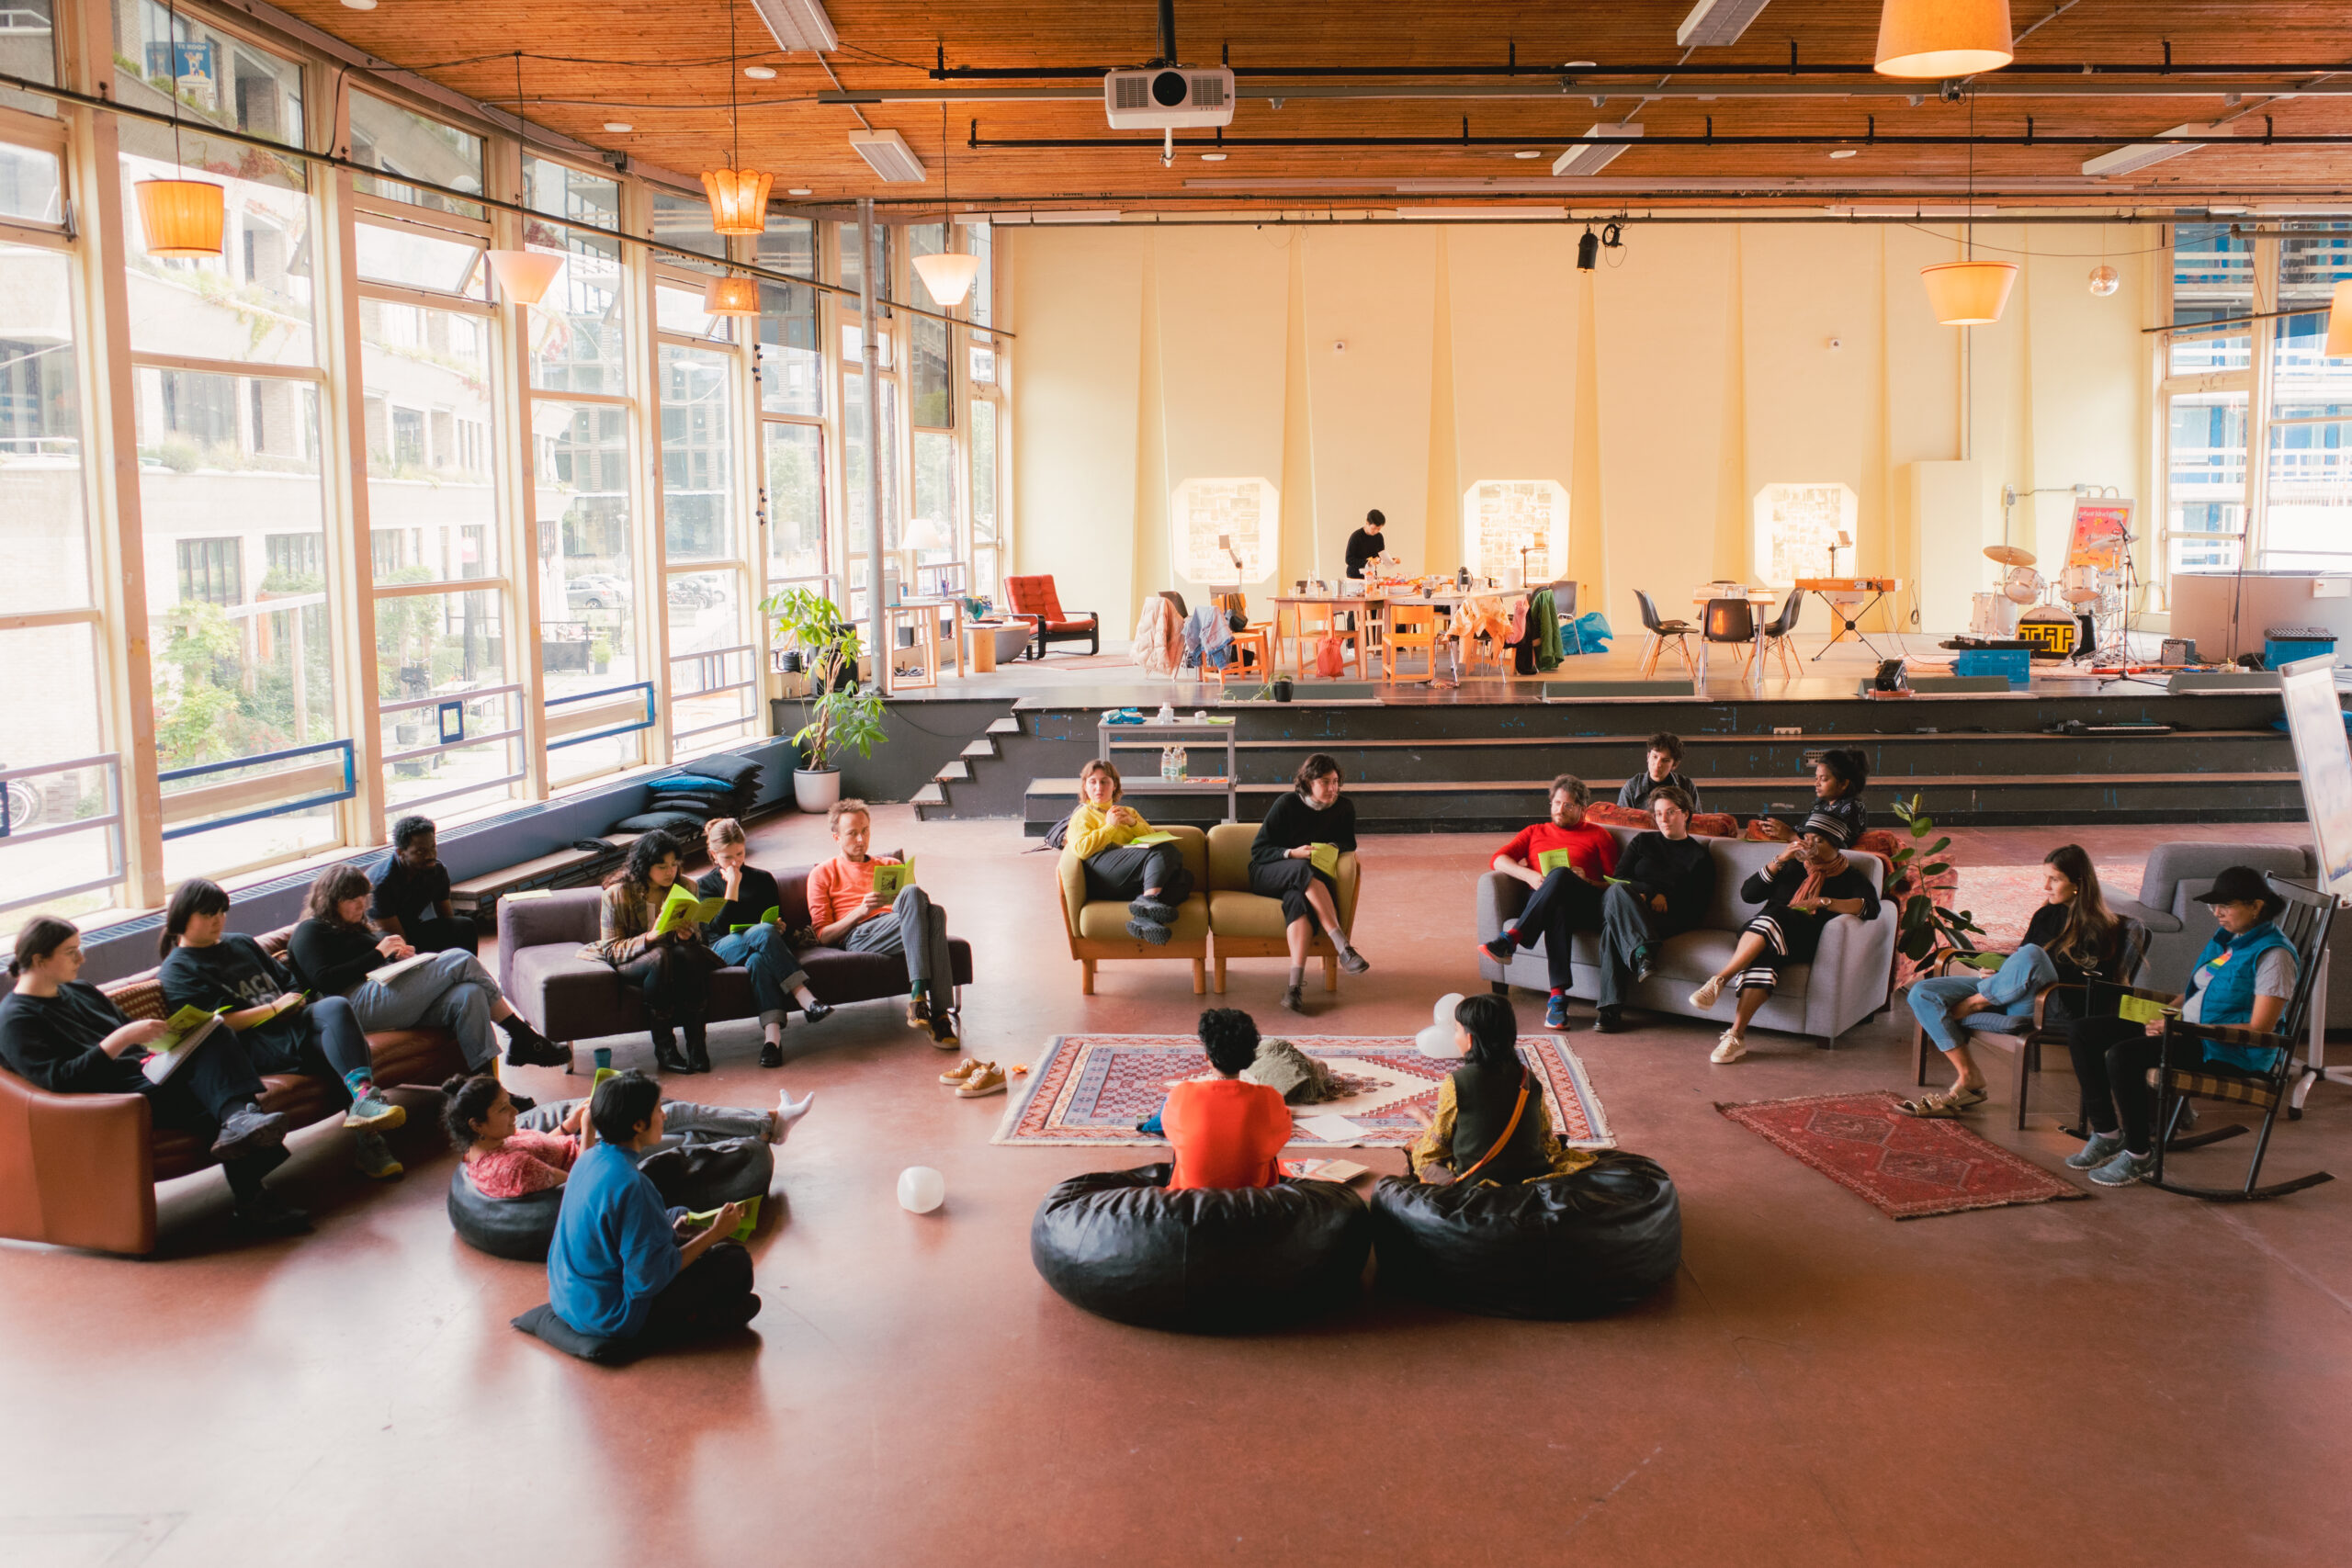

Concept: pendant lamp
[[136, 0, 224, 258], [487, 55, 561, 309], [700, 0, 773, 235], [1874, 0, 2014, 79], [907, 103, 978, 308], [702, 274, 761, 316], [1921, 260, 2018, 325], [2327, 279, 2352, 358]]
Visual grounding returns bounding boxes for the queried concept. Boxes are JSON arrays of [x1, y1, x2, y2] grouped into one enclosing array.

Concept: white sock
[[771, 1090, 815, 1143]]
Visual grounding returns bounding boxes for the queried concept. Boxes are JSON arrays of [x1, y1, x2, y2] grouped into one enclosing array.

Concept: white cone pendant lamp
[[910, 249, 979, 308], [1875, 0, 2014, 78], [1921, 259, 2018, 325], [488, 55, 563, 309], [2326, 279, 2352, 358]]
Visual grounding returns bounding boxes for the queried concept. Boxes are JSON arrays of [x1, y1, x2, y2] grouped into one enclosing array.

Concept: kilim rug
[[1717, 1089, 2088, 1220], [993, 1034, 1614, 1150]]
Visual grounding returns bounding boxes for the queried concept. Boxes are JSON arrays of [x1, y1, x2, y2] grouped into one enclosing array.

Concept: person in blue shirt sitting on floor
[[548, 1069, 761, 1347]]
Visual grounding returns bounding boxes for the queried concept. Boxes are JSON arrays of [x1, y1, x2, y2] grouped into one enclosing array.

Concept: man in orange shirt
[[803, 799, 960, 1047], [1478, 773, 1622, 1032], [1162, 1009, 1292, 1190]]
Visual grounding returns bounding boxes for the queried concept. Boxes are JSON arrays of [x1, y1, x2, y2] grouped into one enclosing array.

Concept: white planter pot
[[793, 767, 842, 814]]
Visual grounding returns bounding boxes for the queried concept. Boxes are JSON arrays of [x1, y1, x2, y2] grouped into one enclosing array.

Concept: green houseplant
[[1888, 793, 1984, 965], [762, 586, 888, 812]]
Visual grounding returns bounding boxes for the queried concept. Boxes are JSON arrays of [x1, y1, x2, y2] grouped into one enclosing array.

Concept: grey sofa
[[1476, 829, 1895, 1046], [496, 881, 974, 1056]]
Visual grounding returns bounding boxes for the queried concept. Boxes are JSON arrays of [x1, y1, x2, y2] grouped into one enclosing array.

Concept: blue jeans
[[712, 924, 810, 1026], [1909, 943, 2059, 1055]]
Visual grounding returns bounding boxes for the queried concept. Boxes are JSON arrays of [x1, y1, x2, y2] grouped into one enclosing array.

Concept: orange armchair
[[1003, 575, 1100, 659]]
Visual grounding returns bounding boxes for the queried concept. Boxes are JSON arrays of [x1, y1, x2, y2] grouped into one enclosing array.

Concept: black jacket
[[0, 983, 144, 1095], [1250, 792, 1358, 871], [287, 919, 388, 998]]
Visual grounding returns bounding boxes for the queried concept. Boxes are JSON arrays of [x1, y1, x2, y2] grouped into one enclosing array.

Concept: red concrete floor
[[5, 809, 2351, 1567]]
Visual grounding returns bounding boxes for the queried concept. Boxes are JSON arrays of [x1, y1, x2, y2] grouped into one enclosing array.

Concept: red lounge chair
[[1003, 574, 1101, 659]]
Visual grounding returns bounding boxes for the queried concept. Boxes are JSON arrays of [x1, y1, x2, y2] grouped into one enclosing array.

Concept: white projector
[[1103, 66, 1235, 129]]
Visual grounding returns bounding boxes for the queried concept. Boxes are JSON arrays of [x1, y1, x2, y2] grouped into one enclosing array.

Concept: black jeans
[[402, 913, 479, 956], [1250, 857, 1340, 927], [1598, 883, 1684, 1009], [2067, 1016, 2168, 1152], [241, 996, 375, 1097], [639, 1239, 760, 1345], [618, 940, 726, 1026], [145, 1032, 275, 1201], [1084, 843, 1193, 905], [1509, 867, 1606, 990]]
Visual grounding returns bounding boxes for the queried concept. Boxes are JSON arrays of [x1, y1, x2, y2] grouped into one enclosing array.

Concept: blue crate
[[1954, 648, 2030, 684], [2266, 637, 2337, 670]]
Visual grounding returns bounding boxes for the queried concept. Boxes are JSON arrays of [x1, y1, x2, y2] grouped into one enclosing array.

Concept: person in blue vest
[[2063, 865, 2299, 1188]]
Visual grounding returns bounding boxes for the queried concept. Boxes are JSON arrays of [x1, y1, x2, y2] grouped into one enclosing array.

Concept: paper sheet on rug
[[1295, 1112, 1364, 1143]]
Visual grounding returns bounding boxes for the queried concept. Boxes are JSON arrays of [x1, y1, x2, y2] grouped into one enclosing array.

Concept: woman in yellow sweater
[[1069, 760, 1194, 945]]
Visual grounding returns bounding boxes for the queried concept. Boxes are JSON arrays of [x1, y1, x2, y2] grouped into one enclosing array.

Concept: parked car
[[566, 575, 631, 612]]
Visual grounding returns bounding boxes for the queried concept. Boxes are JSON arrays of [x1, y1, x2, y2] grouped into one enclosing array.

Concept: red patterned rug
[[993, 1033, 1613, 1150], [1717, 1090, 2088, 1220]]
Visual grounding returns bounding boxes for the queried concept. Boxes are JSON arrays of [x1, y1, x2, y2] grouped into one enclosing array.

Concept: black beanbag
[[610, 809, 713, 837], [449, 1138, 774, 1262], [1369, 1152, 1682, 1320], [511, 1302, 635, 1364], [1030, 1164, 1372, 1333]]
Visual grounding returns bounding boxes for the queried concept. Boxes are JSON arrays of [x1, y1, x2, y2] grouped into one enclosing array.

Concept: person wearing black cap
[[1754, 749, 1868, 848], [2062, 864, 2299, 1188], [1684, 828, 1880, 1064], [1343, 511, 1386, 581]]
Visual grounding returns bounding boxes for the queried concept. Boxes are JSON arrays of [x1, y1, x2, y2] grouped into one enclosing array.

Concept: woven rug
[[993, 1033, 1614, 1150], [1717, 1090, 2087, 1220]]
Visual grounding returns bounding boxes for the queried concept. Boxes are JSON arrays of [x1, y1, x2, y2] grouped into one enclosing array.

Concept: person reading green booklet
[[141, 1004, 228, 1084], [1308, 842, 1340, 875], [653, 883, 728, 937], [871, 859, 917, 900]]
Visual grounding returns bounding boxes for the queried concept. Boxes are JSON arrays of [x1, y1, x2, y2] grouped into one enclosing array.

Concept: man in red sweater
[[1478, 774, 1621, 1030]]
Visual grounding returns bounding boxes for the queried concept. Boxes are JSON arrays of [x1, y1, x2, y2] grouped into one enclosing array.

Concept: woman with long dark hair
[[4, 915, 305, 1233], [578, 833, 727, 1074], [288, 863, 565, 1072], [1902, 844, 2130, 1117], [1755, 747, 1870, 848], [1247, 752, 1369, 1014], [157, 878, 409, 1181], [1406, 994, 1595, 1186]]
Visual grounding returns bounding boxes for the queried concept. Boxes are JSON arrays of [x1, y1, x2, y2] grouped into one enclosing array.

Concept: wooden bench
[[447, 833, 639, 920]]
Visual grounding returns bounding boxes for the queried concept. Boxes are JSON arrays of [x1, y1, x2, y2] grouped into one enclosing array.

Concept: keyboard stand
[[1808, 588, 1894, 661]]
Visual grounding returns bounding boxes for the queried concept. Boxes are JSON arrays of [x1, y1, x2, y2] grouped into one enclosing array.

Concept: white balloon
[[1432, 991, 1465, 1026], [1417, 1022, 1464, 1059], [897, 1166, 946, 1213]]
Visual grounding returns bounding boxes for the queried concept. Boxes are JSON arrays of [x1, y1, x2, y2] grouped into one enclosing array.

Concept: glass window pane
[[116, 10, 305, 150], [842, 370, 899, 558], [0, 243, 89, 613], [361, 300, 498, 583], [666, 569, 752, 749], [2169, 223, 2252, 375], [836, 221, 891, 299], [0, 624, 123, 936], [756, 221, 823, 417], [910, 317, 950, 427], [532, 398, 640, 784], [764, 422, 825, 585], [355, 220, 487, 299], [526, 232, 626, 394], [966, 220, 992, 333], [662, 344, 734, 562], [2167, 390, 2247, 574], [349, 92, 485, 219], [2265, 415, 2352, 571], [0, 142, 63, 224], [650, 190, 724, 260], [968, 343, 996, 385], [656, 279, 733, 342], [0, 0, 57, 118], [379, 589, 516, 815], [969, 398, 997, 553], [911, 429, 955, 594]]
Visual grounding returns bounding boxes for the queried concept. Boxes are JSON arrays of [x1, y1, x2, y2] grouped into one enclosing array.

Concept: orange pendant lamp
[[1875, 0, 2014, 79], [702, 274, 761, 316], [2326, 279, 2352, 358], [700, 0, 773, 236], [140, 0, 224, 258], [1920, 259, 2018, 325]]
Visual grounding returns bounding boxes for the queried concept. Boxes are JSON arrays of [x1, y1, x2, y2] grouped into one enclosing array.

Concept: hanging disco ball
[[2088, 265, 2120, 297]]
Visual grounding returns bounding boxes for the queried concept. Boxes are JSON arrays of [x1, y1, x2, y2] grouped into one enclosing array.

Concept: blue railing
[[546, 681, 657, 750], [157, 738, 357, 840]]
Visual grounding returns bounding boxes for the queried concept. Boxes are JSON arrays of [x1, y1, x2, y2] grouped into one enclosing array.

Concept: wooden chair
[[1909, 920, 2150, 1130], [1293, 602, 1364, 679], [2148, 874, 2337, 1201], [1758, 589, 1805, 679], [1385, 604, 1441, 682], [1634, 590, 1697, 679]]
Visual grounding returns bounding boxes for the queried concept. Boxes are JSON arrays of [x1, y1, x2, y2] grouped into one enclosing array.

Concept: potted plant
[[1888, 793, 1984, 969], [762, 586, 888, 813]]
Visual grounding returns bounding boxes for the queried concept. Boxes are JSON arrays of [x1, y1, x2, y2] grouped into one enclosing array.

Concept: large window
[[1464, 479, 1569, 584], [1170, 478, 1278, 584], [662, 340, 754, 750]]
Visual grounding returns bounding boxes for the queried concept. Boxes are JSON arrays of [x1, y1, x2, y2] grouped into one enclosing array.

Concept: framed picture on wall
[[1171, 477, 1278, 583], [1752, 481, 1859, 587], [1461, 479, 1567, 583]]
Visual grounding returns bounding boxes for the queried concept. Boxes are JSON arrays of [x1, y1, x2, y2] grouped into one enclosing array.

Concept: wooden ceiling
[[275, 1, 2352, 212]]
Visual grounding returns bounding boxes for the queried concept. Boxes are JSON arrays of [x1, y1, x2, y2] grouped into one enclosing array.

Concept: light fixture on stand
[[909, 104, 979, 307], [701, 0, 774, 234], [1919, 91, 2016, 326], [486, 53, 562, 308], [133, 0, 225, 257], [1873, 0, 2013, 79]]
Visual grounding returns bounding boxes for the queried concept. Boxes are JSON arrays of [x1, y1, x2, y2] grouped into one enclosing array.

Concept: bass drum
[[2015, 605, 2079, 660]]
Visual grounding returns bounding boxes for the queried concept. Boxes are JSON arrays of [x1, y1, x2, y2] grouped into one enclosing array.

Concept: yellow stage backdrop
[[1005, 221, 2154, 641]]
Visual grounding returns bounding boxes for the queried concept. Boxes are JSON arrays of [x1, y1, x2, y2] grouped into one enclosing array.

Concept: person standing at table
[[1344, 510, 1386, 580]]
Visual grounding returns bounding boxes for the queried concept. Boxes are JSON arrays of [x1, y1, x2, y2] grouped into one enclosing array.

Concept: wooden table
[[1270, 581, 1574, 678], [1268, 593, 1381, 676], [889, 596, 967, 683]]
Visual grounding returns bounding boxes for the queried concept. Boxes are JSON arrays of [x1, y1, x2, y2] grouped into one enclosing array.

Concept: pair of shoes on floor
[[1590, 1007, 1625, 1034], [940, 1058, 1005, 1098], [2086, 1146, 2156, 1188], [1709, 1030, 1747, 1065], [759, 1042, 785, 1069], [1897, 1086, 1989, 1120], [1281, 984, 1306, 1014], [2065, 1130, 2124, 1170]]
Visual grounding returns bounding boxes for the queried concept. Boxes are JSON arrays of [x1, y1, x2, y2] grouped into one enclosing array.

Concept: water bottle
[[1160, 745, 1181, 782], [1173, 746, 1189, 780]]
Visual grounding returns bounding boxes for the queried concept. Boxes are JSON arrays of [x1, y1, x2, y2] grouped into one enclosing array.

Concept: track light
[[1577, 229, 1600, 271]]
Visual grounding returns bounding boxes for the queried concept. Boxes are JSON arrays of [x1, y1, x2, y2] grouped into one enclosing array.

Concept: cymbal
[[1984, 544, 2038, 568]]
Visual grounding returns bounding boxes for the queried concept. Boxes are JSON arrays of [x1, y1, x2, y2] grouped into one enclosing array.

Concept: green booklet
[[1309, 842, 1340, 875], [729, 905, 782, 935], [871, 859, 917, 899], [684, 1194, 761, 1242], [1129, 830, 1177, 847], [653, 883, 728, 936], [141, 1005, 228, 1085], [1536, 847, 1579, 874]]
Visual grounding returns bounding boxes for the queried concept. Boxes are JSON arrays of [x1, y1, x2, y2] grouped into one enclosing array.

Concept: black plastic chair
[[1633, 590, 1695, 679], [1696, 597, 1755, 683], [1758, 589, 1804, 678]]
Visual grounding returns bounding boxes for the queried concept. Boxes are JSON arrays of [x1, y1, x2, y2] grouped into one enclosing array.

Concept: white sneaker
[[1690, 977, 1724, 1010], [1709, 1031, 1747, 1064]]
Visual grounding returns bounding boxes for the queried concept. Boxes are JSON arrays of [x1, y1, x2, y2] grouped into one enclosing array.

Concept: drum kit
[[1972, 543, 2127, 659]]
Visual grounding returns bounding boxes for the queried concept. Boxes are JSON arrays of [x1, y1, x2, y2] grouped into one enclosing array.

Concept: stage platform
[[837, 633, 2320, 832]]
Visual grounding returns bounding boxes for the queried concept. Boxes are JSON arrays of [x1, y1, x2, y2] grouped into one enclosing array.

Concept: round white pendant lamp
[[1920, 259, 2018, 325], [2326, 279, 2352, 358], [702, 274, 761, 316], [2088, 264, 2120, 297], [1875, 0, 2014, 79], [910, 249, 980, 308]]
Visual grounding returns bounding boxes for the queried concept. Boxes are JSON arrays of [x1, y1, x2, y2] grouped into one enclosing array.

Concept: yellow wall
[[1009, 221, 2153, 639]]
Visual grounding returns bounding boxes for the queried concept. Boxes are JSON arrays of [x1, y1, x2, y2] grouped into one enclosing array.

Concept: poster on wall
[[2277, 654, 2352, 901], [2066, 500, 2134, 570], [1462, 479, 1566, 583], [1170, 478, 1277, 584], [1751, 481, 1858, 588]]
